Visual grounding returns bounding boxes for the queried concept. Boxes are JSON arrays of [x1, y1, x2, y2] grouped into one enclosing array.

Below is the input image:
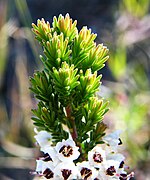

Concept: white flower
[[40, 145, 60, 166], [55, 139, 80, 162], [88, 146, 106, 168], [77, 161, 98, 180], [35, 160, 56, 179], [54, 162, 79, 179], [35, 159, 43, 174], [115, 172, 134, 180], [34, 128, 52, 148], [93, 158, 120, 180], [97, 171, 120, 180], [103, 160, 120, 177], [106, 153, 125, 164], [96, 148, 133, 180], [102, 130, 122, 152], [41, 161, 56, 179]]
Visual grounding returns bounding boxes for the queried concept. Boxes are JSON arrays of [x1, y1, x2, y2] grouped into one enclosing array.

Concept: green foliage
[[51, 61, 80, 105], [32, 18, 51, 43], [29, 71, 53, 102], [31, 14, 109, 159], [31, 97, 68, 143], [121, 0, 150, 18], [42, 33, 72, 70], [77, 69, 101, 101], [53, 14, 78, 42], [77, 97, 109, 142], [109, 46, 126, 79]]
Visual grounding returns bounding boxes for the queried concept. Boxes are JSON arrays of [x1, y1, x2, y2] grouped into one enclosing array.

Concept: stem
[[65, 105, 86, 161], [65, 105, 78, 140]]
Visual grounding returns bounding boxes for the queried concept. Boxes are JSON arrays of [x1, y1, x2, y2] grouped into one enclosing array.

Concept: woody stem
[[65, 105, 85, 161]]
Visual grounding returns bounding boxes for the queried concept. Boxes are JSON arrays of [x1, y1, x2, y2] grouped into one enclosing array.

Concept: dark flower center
[[59, 145, 73, 157], [93, 152, 103, 163], [43, 153, 53, 161], [118, 138, 123, 145], [106, 166, 116, 176], [43, 168, 54, 179], [61, 169, 72, 180], [119, 173, 127, 180], [119, 161, 124, 168], [81, 167, 92, 180]]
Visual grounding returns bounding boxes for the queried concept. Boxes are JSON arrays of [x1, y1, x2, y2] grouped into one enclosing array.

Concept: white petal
[[106, 153, 125, 163], [102, 130, 122, 153], [88, 146, 106, 168], [55, 139, 80, 162], [34, 129, 52, 148], [41, 161, 55, 173], [104, 160, 120, 172], [77, 161, 98, 180], [36, 160, 43, 172], [103, 130, 122, 144], [54, 162, 78, 179]]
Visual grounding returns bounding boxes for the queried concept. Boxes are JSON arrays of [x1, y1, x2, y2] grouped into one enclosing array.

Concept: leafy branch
[[30, 13, 109, 159]]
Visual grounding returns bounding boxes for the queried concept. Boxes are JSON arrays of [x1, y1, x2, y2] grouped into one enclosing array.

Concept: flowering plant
[[30, 14, 134, 180]]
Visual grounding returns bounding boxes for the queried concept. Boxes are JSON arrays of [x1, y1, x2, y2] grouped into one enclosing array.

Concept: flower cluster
[[33, 129, 134, 180]]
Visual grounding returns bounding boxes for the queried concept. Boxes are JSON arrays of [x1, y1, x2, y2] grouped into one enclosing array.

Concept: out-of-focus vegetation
[[0, 1, 40, 179], [0, 0, 149, 179], [106, 0, 150, 179]]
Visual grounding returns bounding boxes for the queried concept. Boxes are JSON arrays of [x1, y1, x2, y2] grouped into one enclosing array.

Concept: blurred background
[[0, 0, 150, 179]]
